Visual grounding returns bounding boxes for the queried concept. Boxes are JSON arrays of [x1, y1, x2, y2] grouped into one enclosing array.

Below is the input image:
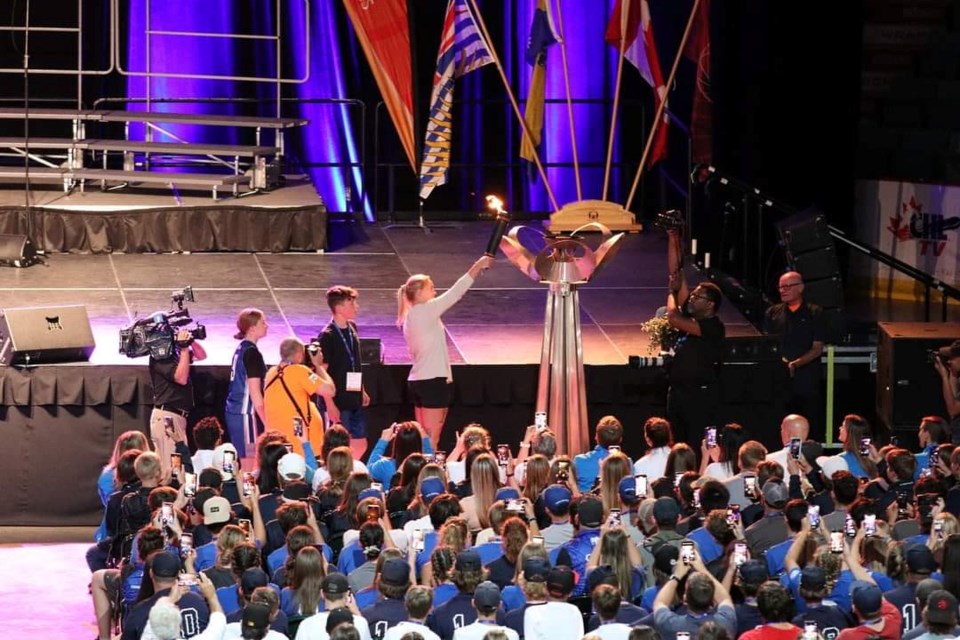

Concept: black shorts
[[408, 377, 453, 409]]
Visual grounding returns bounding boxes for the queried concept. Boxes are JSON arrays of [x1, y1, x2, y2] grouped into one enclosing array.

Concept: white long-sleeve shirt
[[403, 273, 474, 381]]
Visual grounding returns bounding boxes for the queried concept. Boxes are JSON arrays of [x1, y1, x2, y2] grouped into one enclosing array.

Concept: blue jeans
[[338, 408, 367, 439]]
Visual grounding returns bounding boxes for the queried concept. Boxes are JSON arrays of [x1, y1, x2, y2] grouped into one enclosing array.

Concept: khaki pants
[[149, 408, 188, 477]]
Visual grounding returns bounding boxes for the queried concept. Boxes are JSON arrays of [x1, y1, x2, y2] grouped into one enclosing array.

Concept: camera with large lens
[[119, 287, 206, 360], [306, 340, 322, 356], [927, 348, 946, 365]]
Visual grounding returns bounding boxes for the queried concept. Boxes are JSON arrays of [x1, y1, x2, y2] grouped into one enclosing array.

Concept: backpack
[[109, 488, 152, 565]]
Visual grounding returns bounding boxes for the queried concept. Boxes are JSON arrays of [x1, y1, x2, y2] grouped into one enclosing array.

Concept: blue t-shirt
[[474, 539, 503, 566], [687, 526, 725, 565], [765, 537, 795, 577], [194, 541, 218, 572], [839, 451, 869, 479], [280, 587, 325, 617], [415, 530, 440, 575], [501, 584, 526, 612], [574, 446, 609, 492], [433, 582, 459, 609], [355, 586, 380, 610], [366, 437, 435, 489], [338, 540, 366, 575]]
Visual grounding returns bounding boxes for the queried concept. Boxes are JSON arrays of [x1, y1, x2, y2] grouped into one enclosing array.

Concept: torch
[[485, 195, 511, 257]]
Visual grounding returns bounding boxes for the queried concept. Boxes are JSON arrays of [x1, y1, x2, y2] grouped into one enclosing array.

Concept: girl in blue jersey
[[225, 309, 269, 458]]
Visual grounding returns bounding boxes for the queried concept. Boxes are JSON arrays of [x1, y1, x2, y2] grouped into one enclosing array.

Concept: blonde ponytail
[[397, 275, 431, 327]]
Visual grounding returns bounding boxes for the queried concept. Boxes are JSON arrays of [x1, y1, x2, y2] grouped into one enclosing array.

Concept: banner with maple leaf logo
[[855, 180, 960, 299]]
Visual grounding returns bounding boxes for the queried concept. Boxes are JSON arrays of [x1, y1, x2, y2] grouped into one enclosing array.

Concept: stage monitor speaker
[[876, 322, 960, 431], [0, 305, 96, 365], [0, 233, 40, 268], [359, 338, 382, 365], [777, 210, 833, 254]]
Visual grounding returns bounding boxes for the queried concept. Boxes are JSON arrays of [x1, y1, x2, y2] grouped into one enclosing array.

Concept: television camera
[[119, 287, 207, 360]]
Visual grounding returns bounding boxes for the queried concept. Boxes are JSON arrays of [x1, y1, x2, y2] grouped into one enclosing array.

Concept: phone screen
[[733, 542, 748, 566], [506, 499, 525, 512], [681, 541, 695, 564], [413, 529, 425, 552], [608, 508, 622, 527], [434, 451, 447, 466], [693, 489, 701, 509], [222, 451, 235, 473], [636, 474, 648, 496], [830, 531, 844, 553], [532, 535, 545, 545], [844, 513, 857, 537], [864, 514, 877, 537], [497, 445, 510, 465], [608, 445, 622, 454], [184, 472, 197, 497], [370, 482, 383, 494], [859, 437, 871, 455], [789, 437, 802, 460], [180, 532, 193, 553], [808, 505, 820, 528], [674, 473, 684, 488], [726, 505, 740, 526], [242, 472, 255, 497], [293, 417, 304, 438], [239, 519, 252, 536], [744, 475, 757, 499], [170, 453, 182, 469], [535, 412, 547, 429], [705, 426, 717, 448], [161, 502, 174, 525]]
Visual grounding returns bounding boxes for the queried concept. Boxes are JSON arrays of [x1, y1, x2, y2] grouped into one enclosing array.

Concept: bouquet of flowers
[[640, 314, 679, 354]]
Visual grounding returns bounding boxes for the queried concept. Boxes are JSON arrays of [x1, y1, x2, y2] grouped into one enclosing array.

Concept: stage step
[[0, 166, 247, 198], [0, 107, 306, 129], [0, 137, 279, 157]]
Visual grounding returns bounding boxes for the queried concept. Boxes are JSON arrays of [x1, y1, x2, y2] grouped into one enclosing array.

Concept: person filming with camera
[[150, 328, 207, 476], [933, 340, 960, 444], [263, 337, 336, 457]]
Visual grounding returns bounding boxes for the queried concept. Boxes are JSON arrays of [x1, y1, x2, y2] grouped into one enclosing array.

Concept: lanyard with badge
[[332, 322, 363, 392]]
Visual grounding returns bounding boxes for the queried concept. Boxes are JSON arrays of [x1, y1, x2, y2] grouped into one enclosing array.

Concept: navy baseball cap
[[325, 607, 354, 634], [420, 477, 445, 503], [576, 495, 604, 528], [800, 566, 827, 591], [618, 476, 643, 505], [907, 545, 938, 574], [322, 572, 350, 595], [547, 565, 577, 597], [474, 581, 501, 608], [150, 551, 181, 578], [653, 497, 681, 523], [653, 545, 679, 574], [542, 484, 572, 512], [851, 581, 882, 614], [587, 565, 619, 592], [738, 560, 768, 584], [523, 557, 550, 582], [457, 549, 483, 572], [380, 558, 410, 586], [240, 568, 269, 595]]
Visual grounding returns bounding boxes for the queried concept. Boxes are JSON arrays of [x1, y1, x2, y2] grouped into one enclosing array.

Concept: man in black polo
[[764, 271, 826, 441], [665, 228, 726, 444], [150, 329, 207, 476]]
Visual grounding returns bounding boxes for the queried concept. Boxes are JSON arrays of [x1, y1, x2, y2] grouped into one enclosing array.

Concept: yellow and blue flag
[[520, 0, 558, 174]]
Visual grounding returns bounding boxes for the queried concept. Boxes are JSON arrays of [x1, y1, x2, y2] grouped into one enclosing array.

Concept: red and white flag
[[606, 0, 667, 165]]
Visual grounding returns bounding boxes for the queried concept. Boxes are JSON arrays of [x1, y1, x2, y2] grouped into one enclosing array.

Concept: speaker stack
[[776, 210, 844, 341], [877, 322, 960, 439]]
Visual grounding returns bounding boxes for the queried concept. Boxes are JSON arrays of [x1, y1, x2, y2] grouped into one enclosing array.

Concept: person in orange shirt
[[264, 338, 336, 457]]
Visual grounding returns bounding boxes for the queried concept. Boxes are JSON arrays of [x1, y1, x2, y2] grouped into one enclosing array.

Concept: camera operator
[[664, 228, 725, 445], [264, 338, 336, 458], [934, 340, 960, 444], [150, 328, 207, 476]]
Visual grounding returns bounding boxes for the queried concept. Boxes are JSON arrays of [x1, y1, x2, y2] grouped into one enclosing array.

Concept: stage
[[0, 219, 779, 527]]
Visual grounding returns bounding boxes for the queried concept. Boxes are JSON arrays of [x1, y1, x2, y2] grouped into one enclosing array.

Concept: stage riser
[[0, 205, 326, 253]]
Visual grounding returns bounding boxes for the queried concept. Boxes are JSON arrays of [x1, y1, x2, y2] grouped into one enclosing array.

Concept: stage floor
[[0, 221, 760, 366]]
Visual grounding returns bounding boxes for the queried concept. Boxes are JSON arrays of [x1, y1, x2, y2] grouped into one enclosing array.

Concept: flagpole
[[624, 0, 701, 213], [602, 0, 631, 202], [552, 0, 582, 202], [466, 0, 561, 213]]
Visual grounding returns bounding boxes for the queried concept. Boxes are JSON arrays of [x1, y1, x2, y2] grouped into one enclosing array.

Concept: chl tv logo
[[46, 316, 62, 331]]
